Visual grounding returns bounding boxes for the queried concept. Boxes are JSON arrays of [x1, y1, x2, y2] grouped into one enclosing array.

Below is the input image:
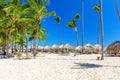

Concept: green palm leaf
[[67, 20, 76, 30]]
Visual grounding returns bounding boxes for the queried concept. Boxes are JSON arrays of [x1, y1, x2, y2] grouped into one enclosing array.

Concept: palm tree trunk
[[100, 0, 104, 60], [33, 26, 40, 57], [26, 36, 28, 55], [11, 35, 14, 53], [82, 0, 84, 53], [78, 20, 80, 46], [97, 15, 100, 44], [114, 0, 120, 20], [6, 23, 13, 58], [14, 35, 16, 49], [59, 26, 62, 45], [76, 27, 79, 46], [22, 42, 24, 52], [6, 34, 10, 58], [33, 37, 37, 56]]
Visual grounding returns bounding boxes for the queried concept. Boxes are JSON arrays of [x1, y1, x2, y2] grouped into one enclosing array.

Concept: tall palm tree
[[55, 16, 62, 45], [75, 14, 80, 46], [67, 13, 81, 46], [93, 1, 104, 60], [0, 0, 31, 57], [114, 0, 120, 20], [82, 0, 84, 54], [94, 6, 100, 45], [67, 19, 78, 46], [100, 0, 104, 60], [28, 0, 56, 56]]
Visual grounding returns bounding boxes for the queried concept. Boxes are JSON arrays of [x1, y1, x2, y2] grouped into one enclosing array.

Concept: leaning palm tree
[[114, 0, 120, 20], [28, 0, 56, 56], [55, 16, 62, 45]]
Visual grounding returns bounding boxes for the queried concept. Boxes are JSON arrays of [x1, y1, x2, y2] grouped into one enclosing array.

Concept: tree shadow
[[71, 62, 120, 69], [58, 53, 70, 56], [71, 63, 103, 69]]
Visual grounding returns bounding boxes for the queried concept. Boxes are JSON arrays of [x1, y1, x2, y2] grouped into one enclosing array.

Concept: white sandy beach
[[0, 54, 120, 80]]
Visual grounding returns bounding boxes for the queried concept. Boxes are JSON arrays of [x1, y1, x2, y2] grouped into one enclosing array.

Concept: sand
[[0, 53, 120, 80]]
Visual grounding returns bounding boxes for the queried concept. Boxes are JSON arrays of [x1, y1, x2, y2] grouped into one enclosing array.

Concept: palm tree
[[0, 0, 55, 58], [28, 0, 56, 56], [67, 20, 78, 46], [93, 6, 100, 46], [114, 0, 120, 20], [67, 13, 81, 46], [100, 0, 104, 60], [55, 16, 62, 45], [82, 0, 84, 54], [0, 0, 31, 57], [75, 14, 80, 46], [68, 20, 76, 29], [93, 1, 104, 60]]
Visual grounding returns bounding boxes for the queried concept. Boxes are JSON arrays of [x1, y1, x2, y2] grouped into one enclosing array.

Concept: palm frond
[[55, 16, 61, 23], [93, 5, 100, 12], [67, 20, 76, 29]]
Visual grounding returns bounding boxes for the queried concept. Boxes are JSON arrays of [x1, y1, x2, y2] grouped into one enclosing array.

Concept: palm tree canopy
[[55, 16, 61, 24], [67, 20, 76, 30], [75, 13, 80, 20], [93, 5, 100, 12]]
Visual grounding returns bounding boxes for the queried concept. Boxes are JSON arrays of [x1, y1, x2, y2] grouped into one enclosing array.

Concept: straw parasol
[[51, 44, 59, 53], [59, 44, 64, 49], [75, 46, 82, 53], [94, 44, 101, 54], [44, 46, 51, 52], [59, 44, 65, 53], [84, 44, 94, 54], [52, 44, 59, 49], [38, 46, 44, 52], [64, 43, 74, 52], [106, 41, 120, 55]]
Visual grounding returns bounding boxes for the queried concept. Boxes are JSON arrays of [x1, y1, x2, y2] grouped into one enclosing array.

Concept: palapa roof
[[94, 44, 101, 50], [75, 46, 82, 50], [106, 41, 120, 51], [52, 44, 59, 49]]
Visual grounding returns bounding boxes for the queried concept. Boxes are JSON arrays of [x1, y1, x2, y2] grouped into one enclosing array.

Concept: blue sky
[[23, 0, 120, 47]]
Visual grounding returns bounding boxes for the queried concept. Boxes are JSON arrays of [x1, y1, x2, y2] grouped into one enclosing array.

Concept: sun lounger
[[0, 52, 6, 58]]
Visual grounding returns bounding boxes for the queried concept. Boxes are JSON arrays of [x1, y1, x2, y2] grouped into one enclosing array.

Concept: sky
[[23, 0, 120, 47]]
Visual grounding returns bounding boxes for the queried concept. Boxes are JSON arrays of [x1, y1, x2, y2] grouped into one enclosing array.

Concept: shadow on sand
[[71, 63, 103, 69], [71, 62, 120, 69]]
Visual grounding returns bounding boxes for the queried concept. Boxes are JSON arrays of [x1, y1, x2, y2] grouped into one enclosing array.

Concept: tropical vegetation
[[0, 0, 56, 58]]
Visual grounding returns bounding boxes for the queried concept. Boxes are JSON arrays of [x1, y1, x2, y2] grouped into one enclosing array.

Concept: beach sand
[[0, 54, 120, 80]]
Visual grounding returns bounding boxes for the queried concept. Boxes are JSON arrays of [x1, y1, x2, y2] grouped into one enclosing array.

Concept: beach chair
[[0, 52, 6, 58]]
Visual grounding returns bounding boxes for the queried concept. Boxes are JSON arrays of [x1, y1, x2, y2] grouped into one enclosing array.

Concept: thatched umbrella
[[52, 44, 59, 53], [84, 44, 94, 54], [64, 44, 74, 52], [38, 46, 44, 52], [59, 44, 64, 49], [106, 41, 120, 55], [59, 44, 65, 53], [44, 46, 51, 52], [75, 46, 82, 53], [94, 44, 101, 54]]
